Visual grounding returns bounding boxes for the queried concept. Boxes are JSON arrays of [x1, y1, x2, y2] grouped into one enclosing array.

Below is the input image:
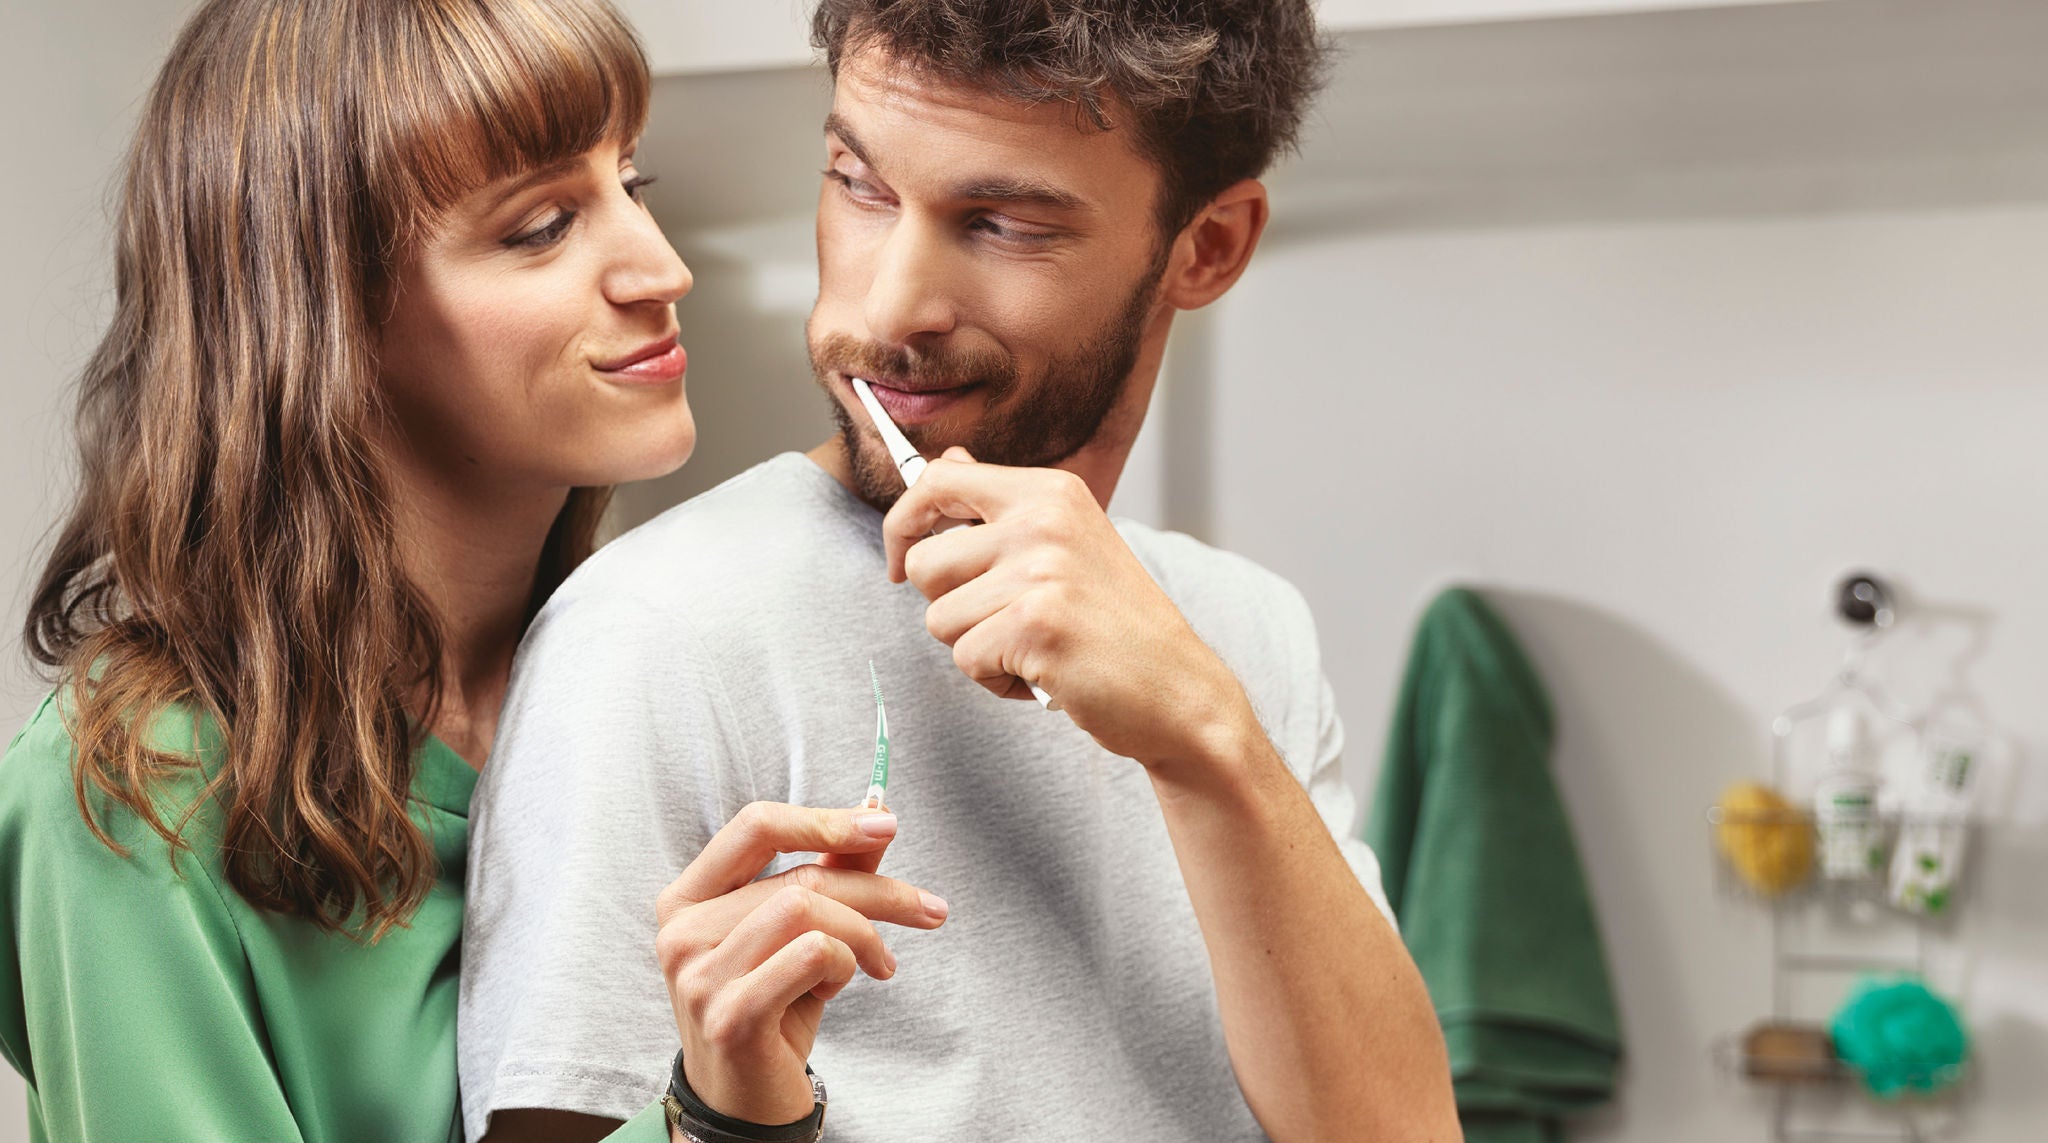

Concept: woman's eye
[[623, 173, 658, 203], [507, 211, 575, 249]]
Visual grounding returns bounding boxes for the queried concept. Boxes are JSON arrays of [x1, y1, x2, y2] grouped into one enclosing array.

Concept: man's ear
[[1158, 179, 1269, 312]]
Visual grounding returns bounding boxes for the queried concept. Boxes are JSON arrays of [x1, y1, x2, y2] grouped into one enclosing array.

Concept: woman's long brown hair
[[24, 0, 649, 939]]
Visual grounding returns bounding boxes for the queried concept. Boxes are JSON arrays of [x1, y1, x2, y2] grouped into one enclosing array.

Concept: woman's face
[[377, 139, 695, 494]]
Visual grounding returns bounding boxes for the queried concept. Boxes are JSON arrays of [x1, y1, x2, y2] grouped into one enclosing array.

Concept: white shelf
[[620, 0, 1845, 78], [1267, 0, 2048, 236], [618, 0, 815, 77], [1317, 0, 1831, 28], [639, 0, 2048, 241]]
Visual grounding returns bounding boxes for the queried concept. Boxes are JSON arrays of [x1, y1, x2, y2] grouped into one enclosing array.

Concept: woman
[[0, 0, 692, 1138]]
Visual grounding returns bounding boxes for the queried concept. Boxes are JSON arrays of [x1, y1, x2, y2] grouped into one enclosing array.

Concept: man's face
[[807, 45, 1172, 508]]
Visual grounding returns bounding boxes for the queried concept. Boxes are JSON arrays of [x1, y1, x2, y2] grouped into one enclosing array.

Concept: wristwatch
[[662, 1051, 827, 1143]]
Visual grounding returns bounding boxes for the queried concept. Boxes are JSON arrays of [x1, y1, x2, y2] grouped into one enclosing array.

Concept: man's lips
[[595, 335, 686, 383], [847, 373, 977, 426]]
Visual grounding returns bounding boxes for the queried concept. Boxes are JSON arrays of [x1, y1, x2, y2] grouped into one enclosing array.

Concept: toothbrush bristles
[[869, 660, 883, 706]]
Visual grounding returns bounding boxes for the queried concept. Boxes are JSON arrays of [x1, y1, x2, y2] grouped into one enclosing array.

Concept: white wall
[[1, 2, 201, 1129], [0, 3, 200, 1133], [8, 2, 2044, 1140], [1208, 205, 2048, 1141], [0, 0, 196, 732], [603, 6, 2048, 1136]]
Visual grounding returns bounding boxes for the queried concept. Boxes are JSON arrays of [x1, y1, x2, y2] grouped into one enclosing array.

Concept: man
[[462, 3, 1458, 1141]]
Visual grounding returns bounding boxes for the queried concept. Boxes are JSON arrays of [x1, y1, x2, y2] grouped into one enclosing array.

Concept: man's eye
[[507, 211, 575, 249], [823, 169, 888, 204], [971, 215, 1053, 248]]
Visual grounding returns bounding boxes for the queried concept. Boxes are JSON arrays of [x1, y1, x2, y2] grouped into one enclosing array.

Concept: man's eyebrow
[[824, 112, 1090, 214], [952, 176, 1089, 214], [822, 113, 874, 169]]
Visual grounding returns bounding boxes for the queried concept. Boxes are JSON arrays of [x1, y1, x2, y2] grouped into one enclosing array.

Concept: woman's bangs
[[371, 0, 651, 233]]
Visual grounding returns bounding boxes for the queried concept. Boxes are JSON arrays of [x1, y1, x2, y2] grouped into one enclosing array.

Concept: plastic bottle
[[1813, 706, 1884, 881], [1888, 730, 1977, 915]]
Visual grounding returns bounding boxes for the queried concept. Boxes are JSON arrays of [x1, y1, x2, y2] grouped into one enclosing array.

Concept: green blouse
[[0, 690, 666, 1142]]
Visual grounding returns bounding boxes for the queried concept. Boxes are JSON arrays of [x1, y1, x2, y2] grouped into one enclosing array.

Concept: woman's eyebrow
[[484, 155, 587, 212]]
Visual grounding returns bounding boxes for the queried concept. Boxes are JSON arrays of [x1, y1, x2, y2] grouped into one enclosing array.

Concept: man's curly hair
[[811, 0, 1330, 237]]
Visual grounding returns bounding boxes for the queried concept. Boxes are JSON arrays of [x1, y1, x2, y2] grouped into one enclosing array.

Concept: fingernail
[[856, 812, 898, 838], [883, 947, 898, 975], [920, 891, 949, 920]]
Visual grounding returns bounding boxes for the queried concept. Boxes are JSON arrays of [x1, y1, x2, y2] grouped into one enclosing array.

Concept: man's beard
[[810, 258, 1162, 511]]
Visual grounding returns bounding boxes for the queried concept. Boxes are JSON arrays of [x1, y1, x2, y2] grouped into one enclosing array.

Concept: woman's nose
[[605, 201, 693, 309]]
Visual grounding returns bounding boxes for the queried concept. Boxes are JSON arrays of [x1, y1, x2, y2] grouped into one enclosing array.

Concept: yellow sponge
[[1716, 782, 1814, 896]]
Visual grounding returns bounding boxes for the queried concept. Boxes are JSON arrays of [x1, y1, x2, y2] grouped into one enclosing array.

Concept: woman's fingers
[[739, 929, 861, 1015], [684, 928, 848, 1123], [656, 804, 947, 1127], [663, 863, 947, 968], [686, 930, 856, 1079], [820, 800, 891, 874], [707, 882, 900, 985], [651, 864, 946, 1036], [658, 802, 899, 919]]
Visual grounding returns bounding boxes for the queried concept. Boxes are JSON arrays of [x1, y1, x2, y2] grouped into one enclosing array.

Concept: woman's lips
[[596, 337, 687, 384], [858, 376, 976, 425]]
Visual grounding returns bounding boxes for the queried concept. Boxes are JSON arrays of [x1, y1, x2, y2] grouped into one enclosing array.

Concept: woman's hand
[[653, 802, 949, 1124]]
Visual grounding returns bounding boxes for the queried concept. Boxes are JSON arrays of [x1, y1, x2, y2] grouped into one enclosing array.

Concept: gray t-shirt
[[458, 453, 1389, 1142]]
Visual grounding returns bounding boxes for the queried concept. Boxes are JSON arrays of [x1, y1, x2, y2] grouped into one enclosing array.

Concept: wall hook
[[1835, 572, 1895, 630]]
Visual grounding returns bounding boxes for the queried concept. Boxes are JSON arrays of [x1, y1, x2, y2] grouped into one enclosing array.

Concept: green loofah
[[1829, 977, 1969, 1099]]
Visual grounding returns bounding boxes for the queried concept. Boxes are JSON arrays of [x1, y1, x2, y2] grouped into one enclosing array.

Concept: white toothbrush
[[851, 376, 1058, 712]]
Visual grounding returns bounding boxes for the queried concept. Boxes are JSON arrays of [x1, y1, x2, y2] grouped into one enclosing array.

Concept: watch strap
[[664, 1051, 826, 1143]]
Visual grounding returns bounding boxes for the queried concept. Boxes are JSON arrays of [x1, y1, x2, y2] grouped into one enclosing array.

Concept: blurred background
[[4, 1, 2044, 1139]]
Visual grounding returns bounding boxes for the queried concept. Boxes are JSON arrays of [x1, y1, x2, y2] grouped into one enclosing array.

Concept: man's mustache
[[813, 332, 1016, 393]]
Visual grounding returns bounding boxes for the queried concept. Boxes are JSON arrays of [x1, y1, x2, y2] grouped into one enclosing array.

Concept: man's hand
[[883, 447, 1255, 778], [885, 449, 1460, 1140], [653, 802, 949, 1124]]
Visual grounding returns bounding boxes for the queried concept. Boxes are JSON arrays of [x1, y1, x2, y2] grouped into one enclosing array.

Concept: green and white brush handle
[[852, 376, 1059, 711], [865, 661, 891, 810]]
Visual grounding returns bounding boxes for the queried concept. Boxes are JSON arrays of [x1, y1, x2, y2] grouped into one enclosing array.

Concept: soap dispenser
[[1813, 706, 1884, 881]]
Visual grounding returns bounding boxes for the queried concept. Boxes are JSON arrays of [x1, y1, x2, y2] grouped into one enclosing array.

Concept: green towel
[[1365, 588, 1623, 1142]]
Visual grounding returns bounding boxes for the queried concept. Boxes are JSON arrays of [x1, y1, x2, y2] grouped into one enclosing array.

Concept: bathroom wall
[[4, 1, 2043, 1140], [630, 124, 2048, 1143], [0, 5, 201, 1133], [1193, 10, 2048, 1134], [620, 5, 2048, 1138], [1210, 202, 2048, 1143], [0, 0, 193, 738]]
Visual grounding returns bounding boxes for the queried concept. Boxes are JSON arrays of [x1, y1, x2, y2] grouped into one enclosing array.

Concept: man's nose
[[862, 214, 958, 346]]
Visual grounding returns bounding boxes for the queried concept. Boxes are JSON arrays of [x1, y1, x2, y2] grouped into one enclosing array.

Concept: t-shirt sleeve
[[0, 696, 307, 1142], [1259, 574, 1397, 931], [1306, 671, 1397, 931], [459, 578, 752, 1141], [1154, 533, 1398, 933]]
